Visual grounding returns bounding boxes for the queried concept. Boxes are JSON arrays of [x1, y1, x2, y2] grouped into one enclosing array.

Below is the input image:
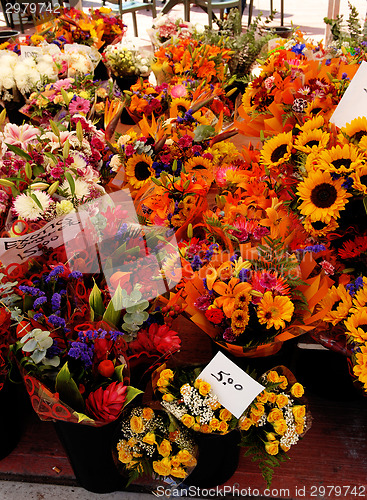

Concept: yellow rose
[[118, 448, 133, 464], [265, 440, 279, 456], [158, 439, 172, 457], [170, 457, 181, 468], [251, 403, 265, 418], [292, 405, 306, 421], [256, 391, 268, 404], [95, 102, 105, 113], [130, 415, 144, 433], [219, 409, 232, 421], [177, 450, 194, 464], [267, 408, 283, 423], [153, 457, 171, 476], [142, 432, 156, 445], [291, 383, 304, 398], [267, 370, 280, 383], [209, 418, 220, 431], [180, 383, 191, 395], [198, 380, 211, 397], [192, 423, 201, 432], [157, 378, 169, 388], [218, 421, 229, 434], [200, 424, 212, 434], [276, 394, 289, 409], [160, 369, 174, 380], [266, 432, 277, 441], [295, 422, 305, 434], [171, 467, 187, 479], [266, 392, 277, 404], [127, 437, 137, 447], [181, 414, 195, 428], [239, 417, 252, 431], [79, 91, 89, 99], [273, 419, 288, 436], [278, 376, 288, 390], [162, 393, 175, 402]]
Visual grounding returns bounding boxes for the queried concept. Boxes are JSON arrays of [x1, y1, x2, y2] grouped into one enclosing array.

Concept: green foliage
[[324, 2, 364, 47], [55, 362, 85, 412], [240, 428, 290, 488]]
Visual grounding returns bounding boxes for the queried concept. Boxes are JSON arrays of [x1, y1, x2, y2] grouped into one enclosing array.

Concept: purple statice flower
[[191, 255, 203, 271], [68, 341, 94, 368], [34, 296, 48, 308], [230, 254, 239, 263], [341, 73, 348, 80], [33, 313, 44, 321], [302, 244, 326, 253], [110, 330, 124, 341], [45, 265, 65, 283], [223, 327, 236, 342], [48, 315, 66, 329], [194, 295, 212, 311], [238, 269, 250, 282], [355, 276, 364, 291], [342, 177, 353, 189], [19, 285, 45, 297], [51, 293, 62, 312], [69, 271, 83, 280], [46, 341, 62, 359]]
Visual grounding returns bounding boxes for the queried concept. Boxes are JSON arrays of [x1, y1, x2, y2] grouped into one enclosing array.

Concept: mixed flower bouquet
[[102, 40, 151, 80], [152, 364, 238, 435], [147, 15, 196, 49], [115, 405, 197, 486], [239, 366, 310, 487]]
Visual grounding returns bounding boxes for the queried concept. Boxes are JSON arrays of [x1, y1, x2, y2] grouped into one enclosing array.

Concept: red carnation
[[205, 308, 224, 324], [85, 381, 127, 423], [129, 323, 181, 356]]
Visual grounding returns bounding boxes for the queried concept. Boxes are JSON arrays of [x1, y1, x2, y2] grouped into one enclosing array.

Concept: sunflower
[[170, 98, 191, 117], [344, 309, 367, 344], [338, 117, 367, 146], [183, 156, 214, 184], [352, 281, 367, 310], [260, 132, 293, 168], [125, 153, 154, 189], [297, 170, 350, 222], [294, 128, 330, 154], [318, 144, 363, 175], [304, 97, 334, 121], [351, 165, 367, 195], [231, 307, 250, 336], [318, 284, 352, 326], [304, 151, 322, 173], [257, 291, 294, 330], [295, 115, 325, 133], [302, 216, 339, 237], [353, 344, 367, 390]]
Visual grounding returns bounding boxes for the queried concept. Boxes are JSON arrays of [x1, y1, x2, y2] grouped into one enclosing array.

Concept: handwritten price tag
[[330, 60, 367, 128], [197, 352, 265, 419]]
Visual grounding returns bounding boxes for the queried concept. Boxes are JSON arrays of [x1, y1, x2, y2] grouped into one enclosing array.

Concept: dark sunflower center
[[352, 131, 367, 142], [311, 220, 327, 230], [358, 323, 367, 333], [331, 159, 352, 170], [310, 183, 338, 208], [305, 140, 319, 148], [134, 161, 151, 181], [331, 299, 342, 311], [270, 144, 288, 163], [359, 175, 367, 187], [310, 107, 322, 115], [178, 105, 188, 113], [311, 220, 327, 231], [192, 165, 205, 170], [264, 311, 273, 319], [235, 313, 245, 321]]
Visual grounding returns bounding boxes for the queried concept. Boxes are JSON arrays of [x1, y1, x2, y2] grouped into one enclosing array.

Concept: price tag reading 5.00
[[198, 352, 265, 419]]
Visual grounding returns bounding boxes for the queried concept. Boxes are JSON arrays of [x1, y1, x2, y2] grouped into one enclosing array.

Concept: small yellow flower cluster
[[238, 370, 306, 456]]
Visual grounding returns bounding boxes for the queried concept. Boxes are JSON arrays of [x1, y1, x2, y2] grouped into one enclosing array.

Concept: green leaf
[[65, 171, 75, 197], [55, 362, 85, 412], [30, 193, 44, 210], [124, 386, 143, 408], [114, 363, 126, 383], [193, 125, 216, 142], [102, 285, 123, 326], [76, 412, 95, 423], [5, 144, 32, 161], [363, 196, 367, 215], [89, 279, 105, 320]]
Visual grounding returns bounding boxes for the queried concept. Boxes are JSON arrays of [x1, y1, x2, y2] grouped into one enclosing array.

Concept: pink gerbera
[[69, 97, 90, 116], [53, 78, 74, 91]]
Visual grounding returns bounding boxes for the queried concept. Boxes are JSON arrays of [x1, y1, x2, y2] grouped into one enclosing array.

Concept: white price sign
[[330, 60, 367, 128], [197, 351, 265, 419]]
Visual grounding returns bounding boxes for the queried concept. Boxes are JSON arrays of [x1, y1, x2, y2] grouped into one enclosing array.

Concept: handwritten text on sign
[[197, 351, 265, 419], [0, 213, 85, 266]]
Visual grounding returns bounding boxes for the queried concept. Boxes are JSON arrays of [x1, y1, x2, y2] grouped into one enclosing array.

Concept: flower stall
[[0, 4, 366, 498]]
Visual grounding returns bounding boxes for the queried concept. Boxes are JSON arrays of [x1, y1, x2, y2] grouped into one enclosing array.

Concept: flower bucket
[[184, 431, 240, 488], [0, 378, 25, 461], [54, 418, 127, 493]]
